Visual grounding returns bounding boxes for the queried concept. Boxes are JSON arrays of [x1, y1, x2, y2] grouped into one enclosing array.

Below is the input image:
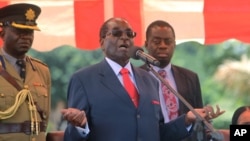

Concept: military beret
[[0, 3, 41, 31]]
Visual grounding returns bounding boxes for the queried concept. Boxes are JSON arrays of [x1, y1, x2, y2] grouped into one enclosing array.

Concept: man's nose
[[120, 32, 129, 39]]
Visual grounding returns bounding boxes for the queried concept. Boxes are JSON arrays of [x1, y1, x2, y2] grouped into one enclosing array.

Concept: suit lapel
[[133, 67, 150, 110], [171, 66, 187, 114], [172, 66, 183, 94], [98, 60, 136, 108]]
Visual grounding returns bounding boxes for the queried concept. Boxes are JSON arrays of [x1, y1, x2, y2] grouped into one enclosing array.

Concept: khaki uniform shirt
[[0, 49, 51, 141]]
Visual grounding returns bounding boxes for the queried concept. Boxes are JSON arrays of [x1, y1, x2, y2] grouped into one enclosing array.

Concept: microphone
[[130, 46, 160, 67]]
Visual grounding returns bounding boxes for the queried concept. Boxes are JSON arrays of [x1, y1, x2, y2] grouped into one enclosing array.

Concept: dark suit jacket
[[140, 64, 204, 141], [140, 64, 203, 115], [64, 59, 191, 141]]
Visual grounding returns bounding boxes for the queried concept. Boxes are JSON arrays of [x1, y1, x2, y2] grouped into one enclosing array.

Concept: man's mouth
[[19, 41, 31, 46], [119, 44, 129, 49], [157, 53, 168, 58]]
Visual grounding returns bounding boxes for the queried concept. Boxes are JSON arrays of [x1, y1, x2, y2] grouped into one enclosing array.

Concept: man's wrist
[[185, 115, 192, 126]]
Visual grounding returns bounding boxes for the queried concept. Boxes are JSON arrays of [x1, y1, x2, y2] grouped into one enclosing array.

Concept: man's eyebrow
[[112, 27, 119, 30], [152, 36, 170, 39], [152, 36, 161, 39], [125, 28, 133, 31]]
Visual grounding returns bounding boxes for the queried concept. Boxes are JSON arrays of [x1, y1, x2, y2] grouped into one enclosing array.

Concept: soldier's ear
[[100, 39, 104, 46], [100, 38, 105, 51]]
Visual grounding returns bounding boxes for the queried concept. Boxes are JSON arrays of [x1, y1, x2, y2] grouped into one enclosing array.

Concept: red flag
[[1, 0, 250, 51], [74, 0, 104, 50], [113, 0, 143, 47], [74, 0, 142, 50], [0, 1, 9, 46], [204, 0, 250, 44]]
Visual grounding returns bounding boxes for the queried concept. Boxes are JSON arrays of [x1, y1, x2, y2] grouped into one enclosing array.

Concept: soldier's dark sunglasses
[[106, 29, 136, 38]]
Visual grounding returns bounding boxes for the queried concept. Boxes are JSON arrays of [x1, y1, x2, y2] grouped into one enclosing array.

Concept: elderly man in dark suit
[[140, 20, 204, 141], [61, 17, 209, 141]]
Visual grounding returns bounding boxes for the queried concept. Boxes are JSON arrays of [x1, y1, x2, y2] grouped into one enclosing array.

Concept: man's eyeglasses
[[106, 29, 136, 38]]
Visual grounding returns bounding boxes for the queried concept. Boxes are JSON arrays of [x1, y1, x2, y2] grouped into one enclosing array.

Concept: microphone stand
[[146, 63, 223, 141]]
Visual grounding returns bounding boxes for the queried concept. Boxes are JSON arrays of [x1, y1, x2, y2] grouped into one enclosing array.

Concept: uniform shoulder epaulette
[[29, 57, 48, 67]]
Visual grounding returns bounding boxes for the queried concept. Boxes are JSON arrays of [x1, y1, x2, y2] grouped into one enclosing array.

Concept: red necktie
[[158, 69, 178, 120], [120, 68, 139, 107]]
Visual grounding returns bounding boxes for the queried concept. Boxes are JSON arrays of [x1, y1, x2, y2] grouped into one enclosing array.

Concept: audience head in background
[[231, 106, 250, 125], [144, 20, 176, 68]]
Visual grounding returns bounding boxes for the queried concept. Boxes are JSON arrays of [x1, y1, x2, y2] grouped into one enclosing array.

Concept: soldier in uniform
[[0, 3, 51, 141]]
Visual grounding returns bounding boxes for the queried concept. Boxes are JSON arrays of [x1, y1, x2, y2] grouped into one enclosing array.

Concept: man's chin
[[157, 57, 168, 62], [18, 49, 29, 54], [158, 60, 170, 67], [20, 46, 31, 51]]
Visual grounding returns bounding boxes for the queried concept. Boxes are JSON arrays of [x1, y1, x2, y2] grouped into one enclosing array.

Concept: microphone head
[[130, 46, 143, 60]]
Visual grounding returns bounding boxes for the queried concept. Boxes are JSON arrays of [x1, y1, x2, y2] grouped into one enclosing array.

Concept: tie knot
[[120, 68, 129, 75], [158, 69, 166, 78], [16, 59, 26, 67]]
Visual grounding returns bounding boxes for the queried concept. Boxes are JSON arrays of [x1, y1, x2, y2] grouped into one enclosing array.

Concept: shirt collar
[[1, 48, 26, 67], [105, 57, 133, 76], [152, 63, 172, 74], [1, 48, 17, 66]]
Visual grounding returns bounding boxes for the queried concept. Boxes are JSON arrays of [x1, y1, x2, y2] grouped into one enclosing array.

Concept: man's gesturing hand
[[61, 108, 87, 127]]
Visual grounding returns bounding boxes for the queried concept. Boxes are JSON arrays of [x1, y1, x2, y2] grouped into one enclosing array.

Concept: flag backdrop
[[0, 0, 250, 51]]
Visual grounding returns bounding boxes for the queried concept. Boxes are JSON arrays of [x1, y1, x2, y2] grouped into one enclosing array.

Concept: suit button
[[137, 114, 140, 118], [0, 93, 4, 97]]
